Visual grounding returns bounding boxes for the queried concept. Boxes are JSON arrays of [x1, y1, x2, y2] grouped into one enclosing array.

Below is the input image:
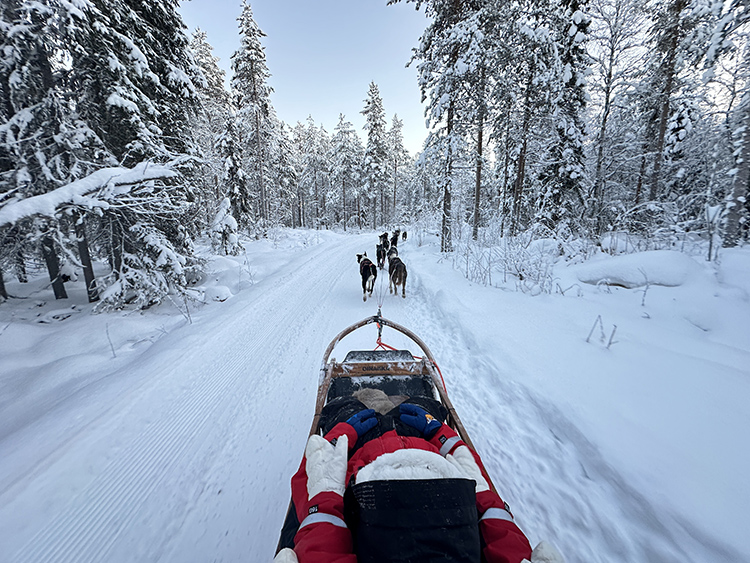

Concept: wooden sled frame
[[310, 314, 479, 453]]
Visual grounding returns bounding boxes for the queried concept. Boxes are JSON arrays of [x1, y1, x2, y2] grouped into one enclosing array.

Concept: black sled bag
[[346, 478, 480, 563]]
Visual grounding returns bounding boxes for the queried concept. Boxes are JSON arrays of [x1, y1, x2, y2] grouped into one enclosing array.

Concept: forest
[[0, 0, 748, 308]]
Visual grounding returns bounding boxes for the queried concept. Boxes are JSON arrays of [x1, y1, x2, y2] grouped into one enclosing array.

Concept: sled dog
[[357, 253, 377, 302], [388, 254, 407, 299], [376, 244, 386, 270]]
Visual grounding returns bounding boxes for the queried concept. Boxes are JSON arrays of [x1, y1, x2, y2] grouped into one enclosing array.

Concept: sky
[[178, 0, 431, 155]]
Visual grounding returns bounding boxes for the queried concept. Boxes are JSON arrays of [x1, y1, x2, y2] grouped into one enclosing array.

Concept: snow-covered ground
[[1, 229, 748, 563]]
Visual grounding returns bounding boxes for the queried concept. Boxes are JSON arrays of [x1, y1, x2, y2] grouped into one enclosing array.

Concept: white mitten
[[305, 433, 348, 499], [272, 547, 299, 563], [446, 445, 490, 493], [521, 541, 565, 563]]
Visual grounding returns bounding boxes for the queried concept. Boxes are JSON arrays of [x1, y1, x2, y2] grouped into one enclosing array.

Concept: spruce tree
[[705, 0, 750, 247], [0, 0, 108, 300], [232, 0, 276, 229], [190, 28, 231, 225], [388, 115, 409, 226], [332, 115, 364, 231], [538, 0, 591, 232], [361, 82, 389, 229]]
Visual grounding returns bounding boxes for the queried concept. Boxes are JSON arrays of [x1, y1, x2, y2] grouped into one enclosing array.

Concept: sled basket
[[308, 315, 476, 447]]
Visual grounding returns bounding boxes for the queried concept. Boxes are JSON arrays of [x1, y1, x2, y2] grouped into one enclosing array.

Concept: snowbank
[[566, 250, 704, 288]]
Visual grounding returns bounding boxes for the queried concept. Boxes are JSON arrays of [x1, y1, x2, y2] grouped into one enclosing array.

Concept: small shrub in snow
[[210, 198, 243, 256]]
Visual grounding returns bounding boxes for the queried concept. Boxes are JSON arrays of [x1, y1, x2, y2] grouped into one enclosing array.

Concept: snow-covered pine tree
[[387, 115, 410, 227], [537, 0, 591, 233], [389, 0, 484, 251], [641, 0, 709, 203], [231, 0, 276, 232], [361, 82, 389, 229], [332, 115, 364, 231], [69, 0, 203, 309], [0, 0, 114, 301], [217, 111, 251, 228], [268, 119, 298, 228], [210, 197, 242, 256], [488, 1, 559, 235], [190, 28, 231, 227], [297, 118, 332, 229]]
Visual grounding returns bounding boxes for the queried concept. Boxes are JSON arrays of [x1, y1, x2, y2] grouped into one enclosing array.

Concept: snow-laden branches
[[0, 163, 178, 228]]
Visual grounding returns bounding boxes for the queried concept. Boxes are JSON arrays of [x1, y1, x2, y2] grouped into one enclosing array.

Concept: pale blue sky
[[178, 0, 430, 154]]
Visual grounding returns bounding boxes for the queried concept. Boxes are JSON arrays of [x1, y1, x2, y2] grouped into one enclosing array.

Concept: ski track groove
[[11, 237, 358, 563], [399, 267, 737, 563]]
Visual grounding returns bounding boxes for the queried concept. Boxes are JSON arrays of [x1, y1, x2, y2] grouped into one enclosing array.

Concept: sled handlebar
[[320, 314, 437, 369]]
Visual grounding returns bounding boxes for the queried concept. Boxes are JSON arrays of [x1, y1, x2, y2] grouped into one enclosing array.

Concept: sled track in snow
[[10, 239, 357, 563], [399, 274, 740, 563]]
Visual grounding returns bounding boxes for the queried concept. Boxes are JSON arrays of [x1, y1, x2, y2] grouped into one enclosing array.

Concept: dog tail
[[366, 274, 376, 293]]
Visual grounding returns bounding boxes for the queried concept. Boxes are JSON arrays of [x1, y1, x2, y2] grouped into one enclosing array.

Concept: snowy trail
[[1, 235, 367, 563], [1, 232, 745, 563]]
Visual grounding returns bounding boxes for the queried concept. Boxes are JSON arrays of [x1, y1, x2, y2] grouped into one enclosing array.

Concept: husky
[[390, 229, 401, 249], [388, 253, 407, 299], [357, 252, 377, 302], [376, 243, 386, 270], [379, 232, 390, 252]]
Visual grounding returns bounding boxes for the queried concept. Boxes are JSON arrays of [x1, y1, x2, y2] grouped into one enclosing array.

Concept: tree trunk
[[74, 210, 99, 302], [500, 109, 512, 233], [592, 41, 616, 234], [15, 249, 27, 283], [0, 268, 7, 300], [41, 231, 67, 300], [723, 100, 750, 247], [441, 99, 455, 253], [472, 105, 485, 241], [393, 158, 398, 223], [648, 0, 686, 201], [512, 77, 533, 235], [109, 214, 124, 276], [343, 179, 347, 232], [634, 152, 647, 205]]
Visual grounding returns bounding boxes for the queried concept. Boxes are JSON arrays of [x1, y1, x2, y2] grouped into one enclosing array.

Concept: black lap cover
[[346, 478, 480, 563]]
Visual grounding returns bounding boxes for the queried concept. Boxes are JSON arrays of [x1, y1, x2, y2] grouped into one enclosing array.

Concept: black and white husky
[[390, 229, 401, 249], [376, 244, 386, 269], [357, 252, 377, 302]]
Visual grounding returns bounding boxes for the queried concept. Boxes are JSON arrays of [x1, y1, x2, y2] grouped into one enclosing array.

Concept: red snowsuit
[[289, 420, 532, 563]]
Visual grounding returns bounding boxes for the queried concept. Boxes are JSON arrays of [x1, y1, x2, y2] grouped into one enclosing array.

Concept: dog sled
[[275, 314, 565, 563], [306, 313, 479, 452], [275, 313, 499, 555]]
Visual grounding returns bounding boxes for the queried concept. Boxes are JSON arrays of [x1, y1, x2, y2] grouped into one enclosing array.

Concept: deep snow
[[0, 229, 748, 563]]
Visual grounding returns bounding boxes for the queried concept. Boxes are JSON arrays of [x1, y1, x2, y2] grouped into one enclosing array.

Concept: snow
[[562, 250, 704, 288], [0, 229, 748, 563], [0, 163, 177, 227]]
